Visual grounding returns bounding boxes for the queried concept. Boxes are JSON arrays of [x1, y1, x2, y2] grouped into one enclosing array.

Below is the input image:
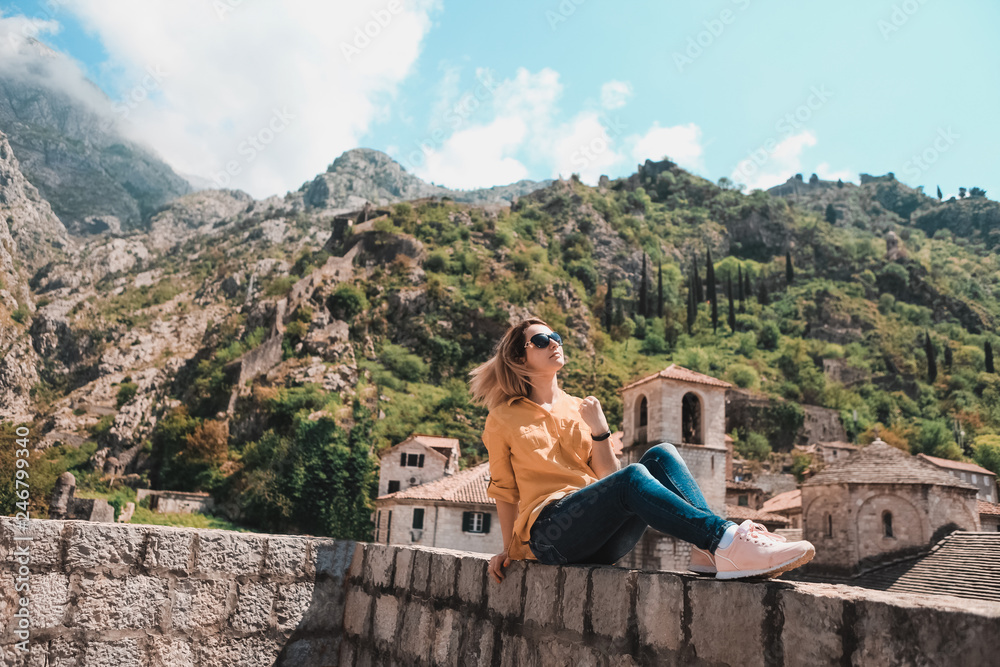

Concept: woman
[[468, 317, 815, 583]]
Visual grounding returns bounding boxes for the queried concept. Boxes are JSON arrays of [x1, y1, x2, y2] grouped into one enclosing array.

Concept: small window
[[462, 511, 491, 534], [408, 453, 420, 467], [376, 510, 382, 540], [738, 494, 749, 507], [412, 508, 424, 530], [418, 453, 425, 468], [973, 474, 978, 484], [386, 510, 392, 543], [400, 452, 407, 466], [826, 514, 833, 538], [387, 480, 400, 493], [883, 511, 893, 538]]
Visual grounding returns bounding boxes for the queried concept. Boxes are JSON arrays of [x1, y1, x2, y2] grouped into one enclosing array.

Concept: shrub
[[758, 322, 780, 350], [327, 283, 369, 321], [116, 382, 138, 408], [11, 304, 29, 324], [735, 431, 772, 460], [423, 250, 449, 273], [735, 332, 757, 357], [641, 333, 668, 355], [728, 364, 759, 389], [380, 343, 427, 382]]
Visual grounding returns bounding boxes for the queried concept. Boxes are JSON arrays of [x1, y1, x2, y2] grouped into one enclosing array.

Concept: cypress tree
[[614, 300, 625, 327], [925, 331, 937, 384], [737, 265, 745, 313], [686, 275, 695, 335], [825, 203, 837, 224], [987, 340, 995, 374], [727, 276, 737, 333], [758, 277, 770, 306], [785, 250, 794, 285], [937, 185, 943, 201], [604, 275, 614, 332], [639, 253, 648, 317], [657, 260, 664, 318], [692, 255, 703, 303], [706, 248, 718, 333], [744, 270, 752, 304], [944, 344, 953, 370]]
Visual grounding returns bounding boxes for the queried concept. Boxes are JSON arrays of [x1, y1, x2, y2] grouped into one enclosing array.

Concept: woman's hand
[[488, 548, 511, 583], [578, 396, 610, 435]]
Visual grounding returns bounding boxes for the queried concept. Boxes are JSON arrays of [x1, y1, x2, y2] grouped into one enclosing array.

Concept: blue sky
[[2, 0, 997, 200]]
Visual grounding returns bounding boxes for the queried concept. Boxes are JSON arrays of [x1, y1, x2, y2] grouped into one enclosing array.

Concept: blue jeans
[[527, 442, 737, 566]]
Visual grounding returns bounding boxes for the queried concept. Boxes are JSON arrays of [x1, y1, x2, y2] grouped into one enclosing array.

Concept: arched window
[[639, 396, 648, 427], [681, 393, 702, 444], [882, 511, 894, 538], [635, 395, 649, 445], [826, 514, 833, 538]]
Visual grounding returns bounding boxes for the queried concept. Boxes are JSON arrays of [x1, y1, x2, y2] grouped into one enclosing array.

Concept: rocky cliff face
[[292, 147, 552, 211], [0, 37, 191, 232]]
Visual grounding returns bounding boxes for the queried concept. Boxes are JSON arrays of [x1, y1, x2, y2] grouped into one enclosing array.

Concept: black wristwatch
[[592, 430, 612, 441]]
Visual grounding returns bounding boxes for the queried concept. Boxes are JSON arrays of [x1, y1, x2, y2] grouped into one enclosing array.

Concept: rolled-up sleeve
[[482, 413, 520, 504]]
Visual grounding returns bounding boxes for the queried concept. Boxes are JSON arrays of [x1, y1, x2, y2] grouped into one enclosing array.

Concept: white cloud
[[600, 80, 632, 110], [815, 162, 854, 184], [48, 0, 442, 198], [730, 130, 817, 191], [630, 122, 706, 174], [549, 111, 626, 184]]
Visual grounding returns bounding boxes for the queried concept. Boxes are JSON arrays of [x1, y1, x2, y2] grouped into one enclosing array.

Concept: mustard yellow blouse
[[482, 387, 600, 561]]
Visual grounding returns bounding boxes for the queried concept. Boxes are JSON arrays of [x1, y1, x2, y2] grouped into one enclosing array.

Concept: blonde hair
[[468, 317, 553, 411]]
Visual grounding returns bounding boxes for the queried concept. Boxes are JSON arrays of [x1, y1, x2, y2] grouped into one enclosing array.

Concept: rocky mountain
[[293, 147, 552, 211], [0, 37, 191, 233]]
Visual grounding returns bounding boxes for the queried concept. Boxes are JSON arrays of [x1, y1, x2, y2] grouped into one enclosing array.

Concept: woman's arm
[[494, 498, 519, 552], [590, 432, 622, 479]]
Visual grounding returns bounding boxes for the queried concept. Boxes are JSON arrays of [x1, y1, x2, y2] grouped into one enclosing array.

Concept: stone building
[[795, 440, 858, 465], [761, 489, 803, 529], [800, 438, 980, 575], [376, 434, 460, 497], [916, 453, 997, 502], [372, 462, 503, 554], [979, 500, 1000, 531]]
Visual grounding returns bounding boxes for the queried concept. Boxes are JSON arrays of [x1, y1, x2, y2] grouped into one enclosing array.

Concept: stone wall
[[0, 517, 351, 666], [341, 541, 999, 666], [4, 518, 998, 666]]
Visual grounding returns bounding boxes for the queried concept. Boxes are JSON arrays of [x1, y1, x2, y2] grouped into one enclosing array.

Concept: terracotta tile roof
[[622, 364, 733, 392], [917, 453, 996, 477], [376, 463, 492, 505], [801, 439, 979, 490], [726, 480, 761, 491], [848, 532, 1000, 602], [816, 441, 858, 450], [978, 499, 1000, 517], [725, 504, 791, 526], [761, 489, 802, 513]]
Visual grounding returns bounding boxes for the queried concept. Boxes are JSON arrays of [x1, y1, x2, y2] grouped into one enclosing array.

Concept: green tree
[[971, 435, 1000, 476], [706, 248, 717, 333], [692, 254, 703, 303], [987, 340, 995, 374], [757, 277, 769, 306], [686, 275, 696, 335], [604, 275, 614, 332], [727, 276, 737, 333], [737, 265, 745, 312], [785, 250, 794, 285], [327, 283, 369, 321], [638, 253, 649, 317], [657, 260, 664, 319], [936, 185, 943, 201], [825, 203, 837, 224], [925, 331, 937, 384]]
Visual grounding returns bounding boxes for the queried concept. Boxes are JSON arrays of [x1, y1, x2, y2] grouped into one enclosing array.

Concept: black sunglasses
[[524, 331, 563, 349]]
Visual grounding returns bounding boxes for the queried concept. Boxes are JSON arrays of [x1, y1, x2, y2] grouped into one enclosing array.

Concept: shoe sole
[[687, 566, 717, 575], [714, 547, 815, 580]]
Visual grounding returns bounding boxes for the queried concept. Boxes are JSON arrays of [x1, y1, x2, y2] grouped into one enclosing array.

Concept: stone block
[[279, 637, 341, 667], [265, 536, 311, 577], [428, 550, 457, 600], [689, 578, 765, 667], [230, 582, 276, 633], [498, 633, 534, 667], [65, 522, 146, 571], [275, 582, 314, 632], [559, 565, 590, 634], [26, 573, 70, 629], [522, 564, 559, 628], [458, 616, 495, 667], [780, 583, 845, 666], [171, 579, 232, 631], [147, 636, 194, 667], [312, 539, 354, 579], [636, 572, 683, 652], [394, 547, 414, 589], [431, 607, 461, 667], [81, 638, 141, 667], [364, 543, 395, 589], [536, 638, 601, 667], [411, 549, 431, 595], [342, 585, 372, 638], [398, 601, 433, 663], [73, 574, 168, 630], [347, 542, 365, 578], [590, 567, 633, 639], [196, 636, 284, 667], [372, 594, 399, 644], [195, 530, 264, 575], [144, 528, 194, 572], [487, 560, 525, 619], [457, 555, 486, 605], [0, 519, 65, 570]]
